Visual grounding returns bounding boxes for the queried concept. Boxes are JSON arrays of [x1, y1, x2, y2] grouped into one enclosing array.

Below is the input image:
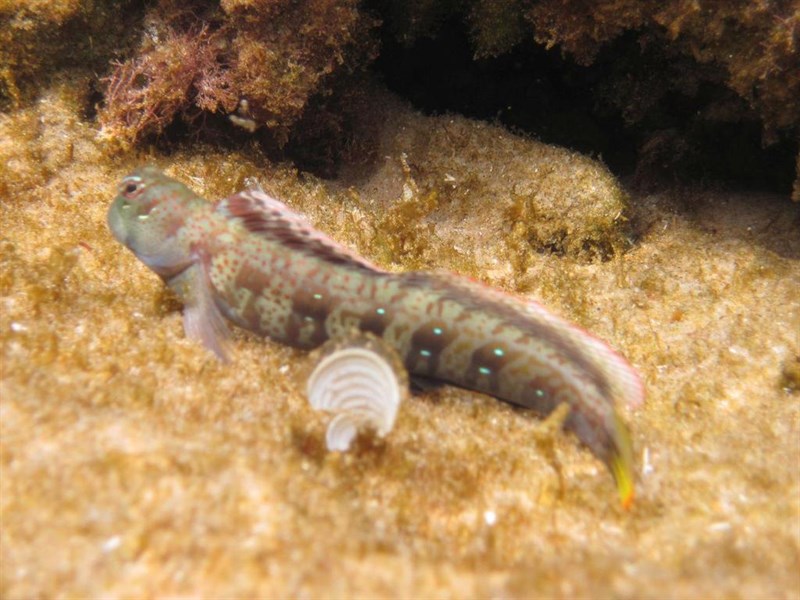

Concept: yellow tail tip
[[607, 410, 636, 509], [612, 453, 635, 509]]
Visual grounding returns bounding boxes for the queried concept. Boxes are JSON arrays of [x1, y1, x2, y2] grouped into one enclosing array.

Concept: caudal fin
[[608, 411, 635, 509]]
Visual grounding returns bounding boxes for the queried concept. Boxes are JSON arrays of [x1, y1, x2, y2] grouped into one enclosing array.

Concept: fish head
[[108, 166, 201, 278]]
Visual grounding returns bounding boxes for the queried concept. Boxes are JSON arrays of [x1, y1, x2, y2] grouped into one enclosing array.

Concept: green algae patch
[[2, 81, 800, 599]]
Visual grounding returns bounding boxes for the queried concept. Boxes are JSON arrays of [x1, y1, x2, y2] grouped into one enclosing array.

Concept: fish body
[[108, 167, 644, 505]]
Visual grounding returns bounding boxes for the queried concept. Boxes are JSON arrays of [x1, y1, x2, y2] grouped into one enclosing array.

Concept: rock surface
[[1, 80, 799, 598]]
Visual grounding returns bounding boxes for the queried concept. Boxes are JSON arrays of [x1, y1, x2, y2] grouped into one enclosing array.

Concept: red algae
[[96, 0, 377, 149]]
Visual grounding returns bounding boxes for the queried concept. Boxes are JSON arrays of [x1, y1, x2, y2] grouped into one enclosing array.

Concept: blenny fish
[[108, 167, 644, 506]]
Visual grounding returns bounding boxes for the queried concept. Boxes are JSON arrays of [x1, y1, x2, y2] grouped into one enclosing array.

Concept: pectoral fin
[[168, 262, 232, 361]]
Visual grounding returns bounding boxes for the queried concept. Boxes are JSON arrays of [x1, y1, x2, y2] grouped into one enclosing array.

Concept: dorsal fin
[[216, 189, 384, 274]]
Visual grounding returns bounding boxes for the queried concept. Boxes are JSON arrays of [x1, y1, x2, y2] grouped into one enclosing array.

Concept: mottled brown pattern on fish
[[357, 306, 392, 338], [407, 319, 457, 376], [403, 271, 613, 400], [231, 261, 268, 330], [285, 285, 336, 347], [464, 342, 521, 394]]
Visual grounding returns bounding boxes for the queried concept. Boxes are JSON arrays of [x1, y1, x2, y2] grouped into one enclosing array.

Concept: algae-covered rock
[[342, 91, 630, 277], [0, 0, 140, 108], [96, 0, 378, 149], [0, 75, 106, 198], [4, 0, 794, 194]]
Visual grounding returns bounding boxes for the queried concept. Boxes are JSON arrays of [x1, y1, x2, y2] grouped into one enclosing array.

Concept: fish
[[108, 166, 645, 506]]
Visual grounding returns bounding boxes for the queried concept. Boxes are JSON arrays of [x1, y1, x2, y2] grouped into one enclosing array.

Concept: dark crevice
[[368, 15, 797, 196]]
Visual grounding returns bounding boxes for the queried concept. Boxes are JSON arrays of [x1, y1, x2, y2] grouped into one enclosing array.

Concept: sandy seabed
[[1, 81, 799, 599]]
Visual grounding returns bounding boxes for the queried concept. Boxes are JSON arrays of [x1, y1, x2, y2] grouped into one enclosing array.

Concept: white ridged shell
[[306, 333, 408, 452]]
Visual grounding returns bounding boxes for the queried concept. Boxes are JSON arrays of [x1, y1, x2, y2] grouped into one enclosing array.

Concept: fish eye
[[121, 178, 146, 199]]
